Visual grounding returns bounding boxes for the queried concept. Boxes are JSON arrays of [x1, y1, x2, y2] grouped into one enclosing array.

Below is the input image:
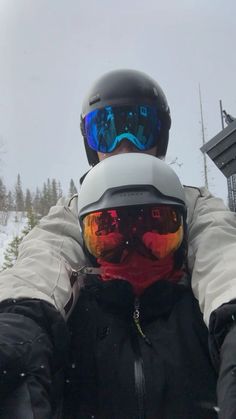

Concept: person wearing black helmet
[[0, 69, 235, 417], [80, 69, 171, 165], [79, 69, 236, 319], [79, 69, 236, 418]]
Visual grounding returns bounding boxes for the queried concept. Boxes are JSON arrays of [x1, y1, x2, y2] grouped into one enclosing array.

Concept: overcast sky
[[0, 0, 235, 201]]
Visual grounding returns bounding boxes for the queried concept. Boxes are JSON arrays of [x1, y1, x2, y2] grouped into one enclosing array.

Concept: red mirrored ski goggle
[[81, 205, 184, 263]]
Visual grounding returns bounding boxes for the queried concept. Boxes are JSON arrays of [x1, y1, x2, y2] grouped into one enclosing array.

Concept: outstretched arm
[[0, 194, 87, 320], [185, 185, 236, 326], [0, 197, 86, 416]]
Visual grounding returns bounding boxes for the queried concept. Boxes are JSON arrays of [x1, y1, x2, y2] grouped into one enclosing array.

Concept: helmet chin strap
[[73, 265, 102, 276], [81, 266, 102, 275]]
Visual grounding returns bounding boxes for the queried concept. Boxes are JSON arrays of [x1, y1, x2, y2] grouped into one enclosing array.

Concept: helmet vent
[[153, 87, 159, 97], [89, 94, 101, 105]]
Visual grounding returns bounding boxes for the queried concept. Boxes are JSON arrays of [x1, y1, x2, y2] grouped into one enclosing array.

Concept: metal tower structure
[[199, 85, 209, 188], [200, 103, 236, 211], [227, 175, 236, 211], [219, 101, 236, 211]]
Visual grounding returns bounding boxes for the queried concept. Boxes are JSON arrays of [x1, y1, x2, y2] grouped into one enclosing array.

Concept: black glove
[[217, 323, 236, 419], [0, 299, 69, 419], [209, 302, 236, 419], [0, 312, 54, 418]]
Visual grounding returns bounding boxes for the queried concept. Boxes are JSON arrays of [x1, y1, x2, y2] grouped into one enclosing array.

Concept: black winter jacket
[[63, 278, 218, 419]]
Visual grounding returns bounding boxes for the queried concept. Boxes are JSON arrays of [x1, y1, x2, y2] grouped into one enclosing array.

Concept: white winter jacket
[[0, 185, 235, 326]]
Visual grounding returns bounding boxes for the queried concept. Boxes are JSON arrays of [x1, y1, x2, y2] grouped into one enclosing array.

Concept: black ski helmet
[[80, 69, 171, 166]]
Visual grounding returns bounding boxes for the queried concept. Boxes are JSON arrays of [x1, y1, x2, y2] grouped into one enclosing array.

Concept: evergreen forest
[[0, 175, 78, 269]]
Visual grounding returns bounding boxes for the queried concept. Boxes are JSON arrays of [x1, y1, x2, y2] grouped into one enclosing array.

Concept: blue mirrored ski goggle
[[83, 105, 162, 153]]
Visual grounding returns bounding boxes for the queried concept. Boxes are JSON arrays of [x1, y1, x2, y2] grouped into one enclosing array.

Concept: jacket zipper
[[132, 297, 151, 419], [133, 298, 151, 345]]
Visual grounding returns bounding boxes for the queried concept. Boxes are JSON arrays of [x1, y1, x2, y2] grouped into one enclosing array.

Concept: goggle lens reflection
[[83, 105, 162, 153], [82, 205, 184, 262]]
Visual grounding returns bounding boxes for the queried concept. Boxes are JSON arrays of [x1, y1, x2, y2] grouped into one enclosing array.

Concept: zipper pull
[[133, 297, 140, 323], [133, 298, 152, 346]]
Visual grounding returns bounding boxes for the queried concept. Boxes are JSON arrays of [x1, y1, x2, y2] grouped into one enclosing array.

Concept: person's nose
[[116, 139, 138, 153]]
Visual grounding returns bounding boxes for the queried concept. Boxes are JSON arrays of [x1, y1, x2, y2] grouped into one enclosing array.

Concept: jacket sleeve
[[209, 302, 236, 418], [185, 185, 236, 326], [0, 298, 69, 419], [0, 194, 87, 320]]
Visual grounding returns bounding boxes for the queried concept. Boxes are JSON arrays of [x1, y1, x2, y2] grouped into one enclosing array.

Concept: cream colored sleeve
[[0, 195, 87, 320], [185, 186, 236, 326]]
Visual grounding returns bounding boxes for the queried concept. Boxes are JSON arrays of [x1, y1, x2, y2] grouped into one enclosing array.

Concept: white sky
[[0, 0, 235, 201]]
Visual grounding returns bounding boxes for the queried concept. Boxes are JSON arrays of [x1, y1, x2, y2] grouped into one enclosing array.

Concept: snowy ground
[[0, 212, 27, 269]]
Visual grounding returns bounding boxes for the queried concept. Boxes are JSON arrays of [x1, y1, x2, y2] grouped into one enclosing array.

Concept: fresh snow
[[0, 212, 28, 269]]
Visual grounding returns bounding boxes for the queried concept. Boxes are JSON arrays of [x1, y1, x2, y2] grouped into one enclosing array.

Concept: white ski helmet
[[78, 153, 186, 217], [78, 153, 187, 267]]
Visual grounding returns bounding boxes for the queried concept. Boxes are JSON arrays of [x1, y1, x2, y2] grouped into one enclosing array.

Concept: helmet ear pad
[[155, 110, 171, 158], [80, 116, 99, 166]]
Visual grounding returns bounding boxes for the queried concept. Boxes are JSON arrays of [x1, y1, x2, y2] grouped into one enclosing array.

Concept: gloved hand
[[0, 299, 69, 419], [0, 312, 54, 418], [217, 323, 236, 419]]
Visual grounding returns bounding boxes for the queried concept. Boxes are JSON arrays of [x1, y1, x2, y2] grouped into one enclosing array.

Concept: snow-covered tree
[[51, 179, 58, 205], [69, 178, 78, 197], [22, 208, 38, 236], [0, 176, 66, 269], [15, 174, 24, 212], [7, 191, 14, 211], [47, 178, 52, 206], [39, 182, 49, 216], [25, 188, 33, 213], [33, 187, 42, 216], [0, 178, 7, 211], [0, 178, 8, 225], [2, 209, 38, 270], [57, 181, 63, 199]]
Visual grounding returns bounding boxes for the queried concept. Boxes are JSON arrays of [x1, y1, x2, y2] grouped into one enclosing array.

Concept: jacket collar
[[85, 277, 187, 321]]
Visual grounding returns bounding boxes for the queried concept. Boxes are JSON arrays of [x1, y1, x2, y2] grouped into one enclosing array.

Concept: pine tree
[[46, 178, 52, 207], [22, 208, 38, 236], [51, 179, 58, 205], [57, 181, 63, 199], [7, 191, 14, 211], [2, 235, 22, 270], [1, 176, 66, 269], [0, 178, 7, 211], [0, 177, 8, 225], [40, 182, 49, 216], [1, 209, 39, 270], [69, 179, 78, 197], [15, 174, 24, 212], [25, 188, 33, 213], [33, 187, 42, 216]]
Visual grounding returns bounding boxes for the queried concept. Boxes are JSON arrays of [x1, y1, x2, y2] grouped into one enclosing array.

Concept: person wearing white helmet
[[0, 69, 234, 417], [61, 153, 217, 419]]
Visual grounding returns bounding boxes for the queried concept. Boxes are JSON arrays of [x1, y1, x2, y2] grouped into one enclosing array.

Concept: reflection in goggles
[[83, 105, 162, 153], [82, 205, 184, 263]]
